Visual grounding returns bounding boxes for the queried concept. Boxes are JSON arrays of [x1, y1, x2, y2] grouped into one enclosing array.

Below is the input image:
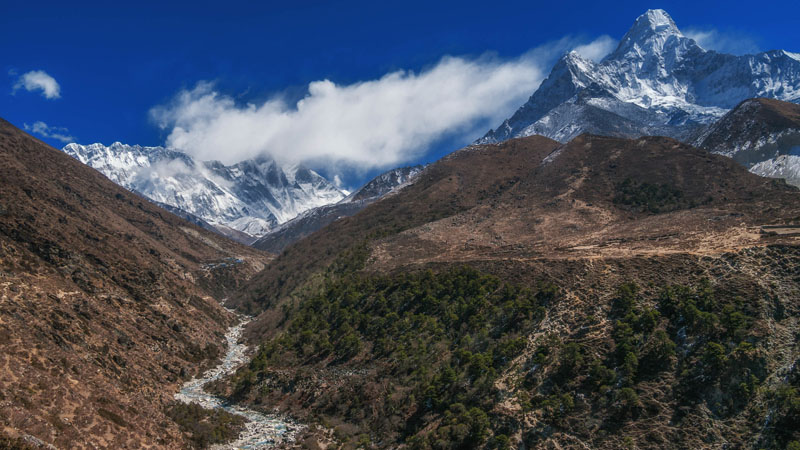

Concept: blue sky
[[2, 0, 799, 188]]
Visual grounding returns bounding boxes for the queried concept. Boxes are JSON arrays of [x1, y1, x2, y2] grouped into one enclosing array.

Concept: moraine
[[175, 316, 302, 449]]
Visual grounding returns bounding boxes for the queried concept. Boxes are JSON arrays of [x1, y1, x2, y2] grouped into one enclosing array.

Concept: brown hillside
[[0, 118, 268, 448], [233, 134, 799, 318], [373, 134, 800, 269]]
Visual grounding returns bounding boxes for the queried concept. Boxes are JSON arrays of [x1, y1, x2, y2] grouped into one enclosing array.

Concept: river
[[174, 317, 302, 449]]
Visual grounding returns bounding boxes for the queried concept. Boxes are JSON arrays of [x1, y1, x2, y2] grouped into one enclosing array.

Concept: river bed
[[175, 317, 301, 449]]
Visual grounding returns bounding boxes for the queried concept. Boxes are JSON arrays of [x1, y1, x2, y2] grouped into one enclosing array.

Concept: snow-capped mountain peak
[[478, 9, 800, 145], [611, 9, 685, 58], [627, 9, 681, 38]]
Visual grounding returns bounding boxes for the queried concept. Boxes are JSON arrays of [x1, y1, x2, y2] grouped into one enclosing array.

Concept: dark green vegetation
[[232, 263, 556, 448], [613, 178, 698, 213], [227, 252, 799, 449], [518, 281, 769, 446], [768, 365, 800, 448], [515, 276, 800, 449], [165, 402, 246, 449]]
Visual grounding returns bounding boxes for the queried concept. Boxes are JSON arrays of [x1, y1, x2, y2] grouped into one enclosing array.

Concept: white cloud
[[572, 35, 617, 62], [150, 36, 613, 174], [684, 27, 760, 56], [24, 121, 74, 143], [12, 70, 61, 99]]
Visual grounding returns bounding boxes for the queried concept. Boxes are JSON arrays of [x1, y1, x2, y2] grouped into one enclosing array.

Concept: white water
[[175, 317, 301, 449]]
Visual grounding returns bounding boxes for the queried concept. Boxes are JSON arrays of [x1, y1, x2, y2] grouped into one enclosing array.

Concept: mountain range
[[4, 7, 800, 450], [60, 10, 800, 245], [479, 9, 800, 145], [212, 10, 800, 448], [62, 142, 347, 242]]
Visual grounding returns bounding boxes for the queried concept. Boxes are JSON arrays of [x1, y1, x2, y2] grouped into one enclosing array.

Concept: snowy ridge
[[690, 97, 800, 186], [478, 9, 800, 144], [342, 165, 425, 203], [705, 127, 800, 160], [62, 142, 346, 237]]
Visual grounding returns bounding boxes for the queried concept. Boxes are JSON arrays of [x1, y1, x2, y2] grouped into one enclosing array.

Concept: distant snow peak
[[342, 164, 425, 203], [62, 142, 346, 238], [253, 164, 426, 253]]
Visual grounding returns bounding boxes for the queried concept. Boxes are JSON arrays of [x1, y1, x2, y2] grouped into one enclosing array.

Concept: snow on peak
[[785, 51, 800, 62], [640, 9, 681, 34], [562, 51, 595, 69], [612, 8, 688, 60], [621, 9, 682, 42]]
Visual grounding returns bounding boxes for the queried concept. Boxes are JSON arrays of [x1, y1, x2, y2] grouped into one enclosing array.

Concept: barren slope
[[0, 118, 268, 448]]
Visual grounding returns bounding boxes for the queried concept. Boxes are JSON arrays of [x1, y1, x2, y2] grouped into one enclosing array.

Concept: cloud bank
[[24, 121, 74, 143], [684, 28, 761, 56], [13, 70, 61, 99], [151, 36, 615, 173]]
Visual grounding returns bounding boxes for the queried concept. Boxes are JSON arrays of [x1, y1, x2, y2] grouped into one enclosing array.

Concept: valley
[[2, 6, 800, 450]]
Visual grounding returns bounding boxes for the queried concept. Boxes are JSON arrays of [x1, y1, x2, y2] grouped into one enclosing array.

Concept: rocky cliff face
[[691, 98, 800, 185]]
